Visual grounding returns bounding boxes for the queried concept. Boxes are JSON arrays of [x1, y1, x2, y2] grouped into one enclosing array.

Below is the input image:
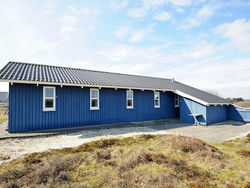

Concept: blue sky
[[0, 0, 250, 98]]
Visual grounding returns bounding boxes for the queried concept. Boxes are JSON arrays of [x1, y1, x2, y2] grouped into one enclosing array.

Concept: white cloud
[[60, 15, 77, 38], [128, 8, 146, 18], [180, 4, 217, 29], [181, 42, 216, 59], [175, 7, 184, 13], [215, 19, 250, 52], [154, 11, 171, 21], [111, 0, 128, 9], [69, 6, 98, 15], [143, 0, 191, 7], [129, 26, 153, 42], [162, 58, 250, 98], [114, 26, 129, 38]]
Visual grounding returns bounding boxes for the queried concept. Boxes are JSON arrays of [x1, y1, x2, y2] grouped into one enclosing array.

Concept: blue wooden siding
[[227, 105, 250, 122], [9, 83, 177, 132], [179, 97, 207, 125], [179, 97, 227, 125], [206, 105, 227, 124]]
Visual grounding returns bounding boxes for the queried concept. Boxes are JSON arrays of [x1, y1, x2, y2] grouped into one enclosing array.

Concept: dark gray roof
[[0, 61, 230, 105]]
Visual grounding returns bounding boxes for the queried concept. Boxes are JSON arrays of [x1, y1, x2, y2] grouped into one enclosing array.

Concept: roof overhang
[[0, 79, 174, 92], [174, 90, 231, 106]]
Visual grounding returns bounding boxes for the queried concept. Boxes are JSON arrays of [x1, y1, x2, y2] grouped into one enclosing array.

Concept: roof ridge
[[9, 61, 172, 81]]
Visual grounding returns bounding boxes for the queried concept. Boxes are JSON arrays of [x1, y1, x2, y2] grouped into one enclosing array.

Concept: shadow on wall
[[228, 105, 250, 122]]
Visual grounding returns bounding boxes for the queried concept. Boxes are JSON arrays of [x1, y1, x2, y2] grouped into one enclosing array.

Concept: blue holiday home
[[0, 62, 231, 133]]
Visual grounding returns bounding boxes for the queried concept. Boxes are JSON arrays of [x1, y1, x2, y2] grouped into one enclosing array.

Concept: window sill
[[175, 105, 179, 108], [43, 109, 56, 112], [127, 107, 134, 109], [154, 106, 160, 108], [90, 108, 100, 110]]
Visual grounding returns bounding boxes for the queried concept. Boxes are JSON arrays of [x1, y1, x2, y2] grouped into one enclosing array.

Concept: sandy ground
[[0, 126, 170, 164], [0, 121, 249, 165]]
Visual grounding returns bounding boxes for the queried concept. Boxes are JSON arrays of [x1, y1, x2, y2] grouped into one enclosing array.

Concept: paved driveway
[[0, 119, 249, 164]]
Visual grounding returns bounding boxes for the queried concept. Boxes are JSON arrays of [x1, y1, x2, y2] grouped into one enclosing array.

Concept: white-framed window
[[90, 88, 99, 110], [175, 94, 179, 107], [126, 90, 133, 109], [43, 86, 56, 111], [154, 91, 160, 108]]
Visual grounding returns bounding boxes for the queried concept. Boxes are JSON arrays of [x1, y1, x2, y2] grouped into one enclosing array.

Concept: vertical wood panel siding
[[227, 105, 250, 122], [180, 97, 228, 125], [9, 83, 177, 132], [180, 97, 207, 125], [206, 105, 227, 124]]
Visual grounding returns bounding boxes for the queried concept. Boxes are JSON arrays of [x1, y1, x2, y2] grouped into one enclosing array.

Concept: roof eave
[[0, 79, 175, 92]]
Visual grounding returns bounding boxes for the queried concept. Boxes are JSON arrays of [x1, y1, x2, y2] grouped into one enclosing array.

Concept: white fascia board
[[174, 90, 209, 106], [174, 90, 231, 106], [0, 79, 175, 92]]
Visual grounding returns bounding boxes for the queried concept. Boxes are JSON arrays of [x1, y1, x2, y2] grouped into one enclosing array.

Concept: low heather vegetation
[[0, 134, 249, 187]]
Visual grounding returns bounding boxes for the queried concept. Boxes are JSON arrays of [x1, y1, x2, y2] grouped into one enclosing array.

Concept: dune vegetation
[[0, 115, 8, 123], [0, 134, 249, 188]]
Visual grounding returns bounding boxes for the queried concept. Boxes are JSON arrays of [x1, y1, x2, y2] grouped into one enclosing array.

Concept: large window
[[154, 91, 160, 108], [126, 90, 133, 109], [90, 88, 99, 110], [43, 86, 56, 111], [175, 94, 179, 107]]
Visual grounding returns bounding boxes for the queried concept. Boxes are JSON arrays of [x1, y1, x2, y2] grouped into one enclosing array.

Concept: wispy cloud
[[215, 19, 250, 52], [114, 26, 129, 38], [180, 4, 218, 29], [128, 8, 146, 18], [154, 11, 171, 21], [129, 25, 153, 42], [143, 0, 191, 7], [110, 0, 128, 10]]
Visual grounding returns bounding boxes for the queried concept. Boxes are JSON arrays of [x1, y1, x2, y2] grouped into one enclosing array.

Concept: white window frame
[[126, 90, 134, 109], [154, 91, 160, 108], [43, 86, 56, 112], [175, 94, 180, 107], [90, 88, 99, 110]]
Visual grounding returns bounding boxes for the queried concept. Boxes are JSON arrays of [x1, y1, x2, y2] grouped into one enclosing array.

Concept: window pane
[[91, 90, 98, 98], [45, 88, 54, 97], [45, 99, 54, 108], [155, 100, 159, 106], [91, 99, 98, 107], [127, 90, 133, 99], [127, 99, 132, 107]]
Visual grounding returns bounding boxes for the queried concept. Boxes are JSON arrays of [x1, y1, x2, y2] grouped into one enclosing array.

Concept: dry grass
[[234, 99, 250, 109], [0, 103, 8, 115], [0, 115, 8, 123], [0, 134, 249, 187]]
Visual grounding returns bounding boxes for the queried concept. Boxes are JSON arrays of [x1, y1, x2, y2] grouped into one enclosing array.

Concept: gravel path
[[0, 120, 249, 165]]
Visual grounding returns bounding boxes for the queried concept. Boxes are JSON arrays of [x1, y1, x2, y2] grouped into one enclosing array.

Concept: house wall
[[9, 83, 177, 132], [227, 105, 250, 122], [179, 97, 227, 125], [206, 105, 227, 124], [179, 97, 207, 125]]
